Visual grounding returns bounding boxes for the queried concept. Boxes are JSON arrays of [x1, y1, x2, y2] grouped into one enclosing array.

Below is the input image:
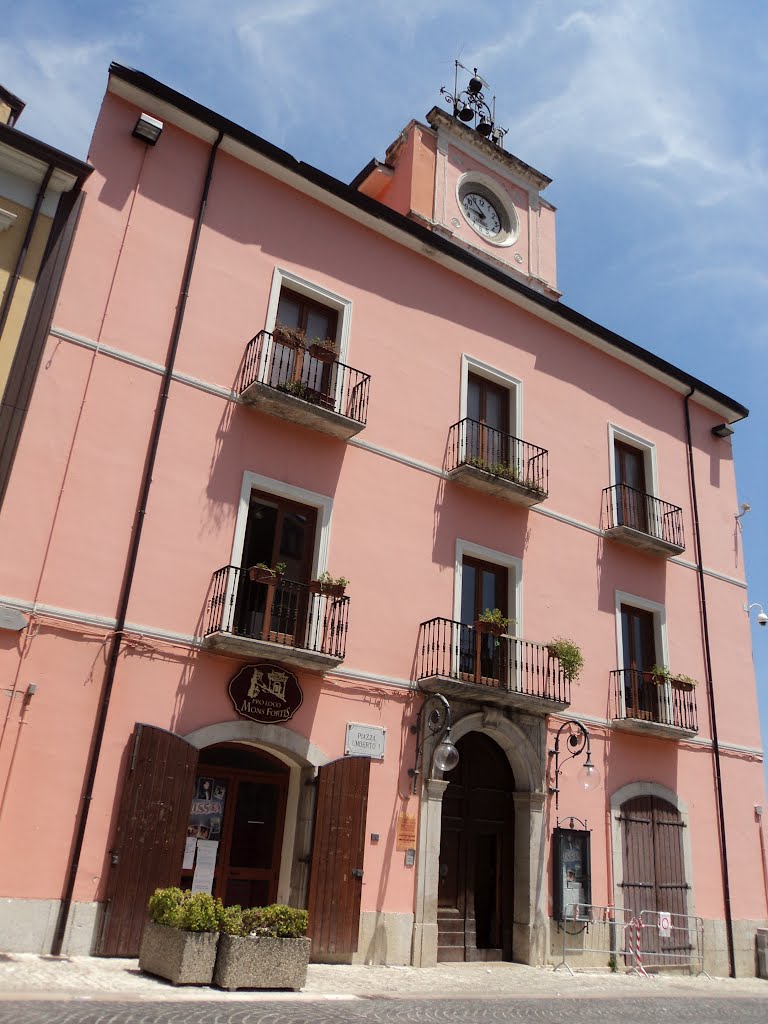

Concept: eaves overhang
[[106, 63, 748, 425], [0, 122, 92, 192]]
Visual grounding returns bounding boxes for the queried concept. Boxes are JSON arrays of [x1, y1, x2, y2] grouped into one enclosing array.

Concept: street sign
[[659, 910, 672, 937]]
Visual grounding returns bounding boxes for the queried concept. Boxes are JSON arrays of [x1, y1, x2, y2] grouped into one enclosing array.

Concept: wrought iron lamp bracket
[[548, 719, 597, 811], [408, 693, 455, 794]]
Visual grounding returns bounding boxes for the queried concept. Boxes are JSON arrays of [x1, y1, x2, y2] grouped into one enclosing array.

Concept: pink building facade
[[0, 64, 765, 975]]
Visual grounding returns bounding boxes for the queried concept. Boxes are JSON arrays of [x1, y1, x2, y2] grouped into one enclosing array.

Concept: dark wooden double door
[[620, 795, 691, 964], [437, 733, 515, 961], [98, 724, 370, 958]]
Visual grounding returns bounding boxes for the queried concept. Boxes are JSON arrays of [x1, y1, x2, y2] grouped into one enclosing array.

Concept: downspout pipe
[[684, 386, 736, 977], [51, 129, 224, 956], [0, 163, 53, 342]]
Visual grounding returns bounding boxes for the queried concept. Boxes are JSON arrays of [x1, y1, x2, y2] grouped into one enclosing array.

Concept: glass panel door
[[460, 557, 508, 682], [621, 604, 657, 719], [615, 442, 648, 532]]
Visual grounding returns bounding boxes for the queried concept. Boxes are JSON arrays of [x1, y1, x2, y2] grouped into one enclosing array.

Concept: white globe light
[[577, 761, 600, 792], [434, 740, 460, 773]]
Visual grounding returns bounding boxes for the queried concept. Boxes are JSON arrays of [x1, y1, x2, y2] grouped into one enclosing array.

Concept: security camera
[[758, 612, 768, 627]]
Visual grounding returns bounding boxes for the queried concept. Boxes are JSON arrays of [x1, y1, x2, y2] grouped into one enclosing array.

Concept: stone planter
[[138, 920, 219, 986], [213, 933, 311, 991]]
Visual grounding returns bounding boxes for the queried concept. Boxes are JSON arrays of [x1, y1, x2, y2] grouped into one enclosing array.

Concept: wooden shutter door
[[307, 756, 371, 958], [98, 723, 199, 956], [620, 795, 689, 965]]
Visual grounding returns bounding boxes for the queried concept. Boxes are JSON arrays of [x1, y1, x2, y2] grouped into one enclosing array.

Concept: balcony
[[204, 566, 349, 671], [610, 669, 698, 738], [238, 330, 371, 439], [446, 419, 548, 506], [602, 484, 685, 557], [416, 618, 570, 712]]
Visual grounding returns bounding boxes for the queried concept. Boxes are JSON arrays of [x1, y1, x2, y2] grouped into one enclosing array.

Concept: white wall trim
[[460, 353, 522, 439]]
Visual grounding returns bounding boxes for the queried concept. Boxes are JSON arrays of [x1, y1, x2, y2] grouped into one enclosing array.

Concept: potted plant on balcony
[[248, 561, 286, 584], [272, 324, 306, 349], [650, 664, 672, 686], [307, 335, 338, 363], [546, 637, 585, 681], [213, 904, 311, 992], [138, 887, 224, 986], [474, 608, 510, 637], [309, 571, 349, 598], [672, 673, 698, 692]]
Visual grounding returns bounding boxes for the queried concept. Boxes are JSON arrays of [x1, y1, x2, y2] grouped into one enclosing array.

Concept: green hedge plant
[[147, 887, 224, 933], [220, 904, 309, 938], [547, 638, 585, 681]]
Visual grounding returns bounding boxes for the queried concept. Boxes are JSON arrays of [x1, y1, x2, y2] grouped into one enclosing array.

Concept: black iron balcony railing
[[238, 330, 371, 425], [447, 418, 548, 495], [206, 566, 349, 660], [417, 618, 570, 704], [602, 484, 685, 550], [610, 669, 698, 733]]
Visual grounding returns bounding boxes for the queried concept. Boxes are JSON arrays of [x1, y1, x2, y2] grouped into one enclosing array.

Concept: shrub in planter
[[474, 607, 511, 636], [248, 561, 286, 584], [546, 637, 585, 681], [214, 904, 311, 992], [139, 888, 224, 986], [309, 571, 349, 598]]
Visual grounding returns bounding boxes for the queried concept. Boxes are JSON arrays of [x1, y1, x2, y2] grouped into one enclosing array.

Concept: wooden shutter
[[98, 723, 199, 956], [619, 795, 689, 964], [307, 756, 371, 957]]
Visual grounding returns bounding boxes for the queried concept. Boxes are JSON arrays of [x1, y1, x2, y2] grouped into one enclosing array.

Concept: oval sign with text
[[228, 663, 303, 724]]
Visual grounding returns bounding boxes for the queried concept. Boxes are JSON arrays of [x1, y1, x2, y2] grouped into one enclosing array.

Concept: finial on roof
[[440, 60, 507, 148]]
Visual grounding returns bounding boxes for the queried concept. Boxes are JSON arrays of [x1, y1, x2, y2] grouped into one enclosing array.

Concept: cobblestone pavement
[[0, 998, 767, 1024], [0, 953, 766, 1004]]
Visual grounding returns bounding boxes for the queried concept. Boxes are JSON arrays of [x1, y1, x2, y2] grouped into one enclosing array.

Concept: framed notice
[[396, 812, 417, 851], [553, 826, 591, 922]]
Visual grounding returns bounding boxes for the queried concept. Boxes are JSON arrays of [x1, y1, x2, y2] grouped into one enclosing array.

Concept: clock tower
[[351, 65, 559, 299]]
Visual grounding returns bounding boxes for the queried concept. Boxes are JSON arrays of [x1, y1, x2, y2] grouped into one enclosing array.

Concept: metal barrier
[[638, 909, 710, 977], [553, 904, 710, 977], [554, 904, 638, 976]]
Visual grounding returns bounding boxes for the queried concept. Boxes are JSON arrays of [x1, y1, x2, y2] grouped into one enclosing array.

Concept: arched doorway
[[437, 732, 515, 961], [181, 742, 289, 907]]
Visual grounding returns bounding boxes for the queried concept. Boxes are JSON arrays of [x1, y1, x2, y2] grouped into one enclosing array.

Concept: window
[[234, 489, 317, 643], [268, 288, 339, 406], [616, 593, 667, 723], [459, 555, 509, 681]]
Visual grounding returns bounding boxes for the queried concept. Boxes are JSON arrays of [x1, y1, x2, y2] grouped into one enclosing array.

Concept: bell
[[476, 117, 493, 137], [458, 104, 474, 122], [468, 76, 483, 95]]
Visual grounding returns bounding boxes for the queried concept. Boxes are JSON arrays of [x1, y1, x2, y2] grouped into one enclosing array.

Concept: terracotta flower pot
[[308, 342, 337, 363], [474, 619, 505, 636]]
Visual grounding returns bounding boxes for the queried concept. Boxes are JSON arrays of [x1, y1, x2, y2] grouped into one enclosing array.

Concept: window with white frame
[[614, 591, 668, 723]]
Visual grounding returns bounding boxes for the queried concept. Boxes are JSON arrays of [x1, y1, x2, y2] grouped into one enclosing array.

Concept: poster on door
[[187, 776, 228, 841]]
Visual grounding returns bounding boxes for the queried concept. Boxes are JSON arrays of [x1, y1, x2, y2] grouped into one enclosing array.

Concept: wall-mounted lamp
[[712, 423, 735, 439], [549, 719, 600, 811], [745, 602, 768, 627], [408, 693, 459, 794], [132, 112, 164, 146]]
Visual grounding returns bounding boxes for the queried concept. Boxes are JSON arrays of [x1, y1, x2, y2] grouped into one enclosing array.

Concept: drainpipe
[[50, 129, 224, 956], [0, 164, 53, 342], [683, 386, 735, 977]]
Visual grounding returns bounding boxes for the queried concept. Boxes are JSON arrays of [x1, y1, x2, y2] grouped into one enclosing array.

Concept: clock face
[[461, 191, 503, 238]]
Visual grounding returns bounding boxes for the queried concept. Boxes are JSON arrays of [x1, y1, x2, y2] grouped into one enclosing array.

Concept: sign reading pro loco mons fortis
[[228, 662, 303, 724]]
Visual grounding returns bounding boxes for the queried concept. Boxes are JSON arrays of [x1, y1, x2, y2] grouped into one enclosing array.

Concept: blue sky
[[3, 1, 767, 775]]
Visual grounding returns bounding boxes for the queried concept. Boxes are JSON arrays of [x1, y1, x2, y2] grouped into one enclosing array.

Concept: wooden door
[[620, 795, 690, 965], [272, 288, 338, 403], [98, 724, 198, 956], [467, 372, 511, 471], [615, 441, 648, 532], [437, 733, 514, 962], [307, 756, 370, 957], [621, 604, 658, 720], [460, 556, 509, 684], [235, 489, 317, 641]]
